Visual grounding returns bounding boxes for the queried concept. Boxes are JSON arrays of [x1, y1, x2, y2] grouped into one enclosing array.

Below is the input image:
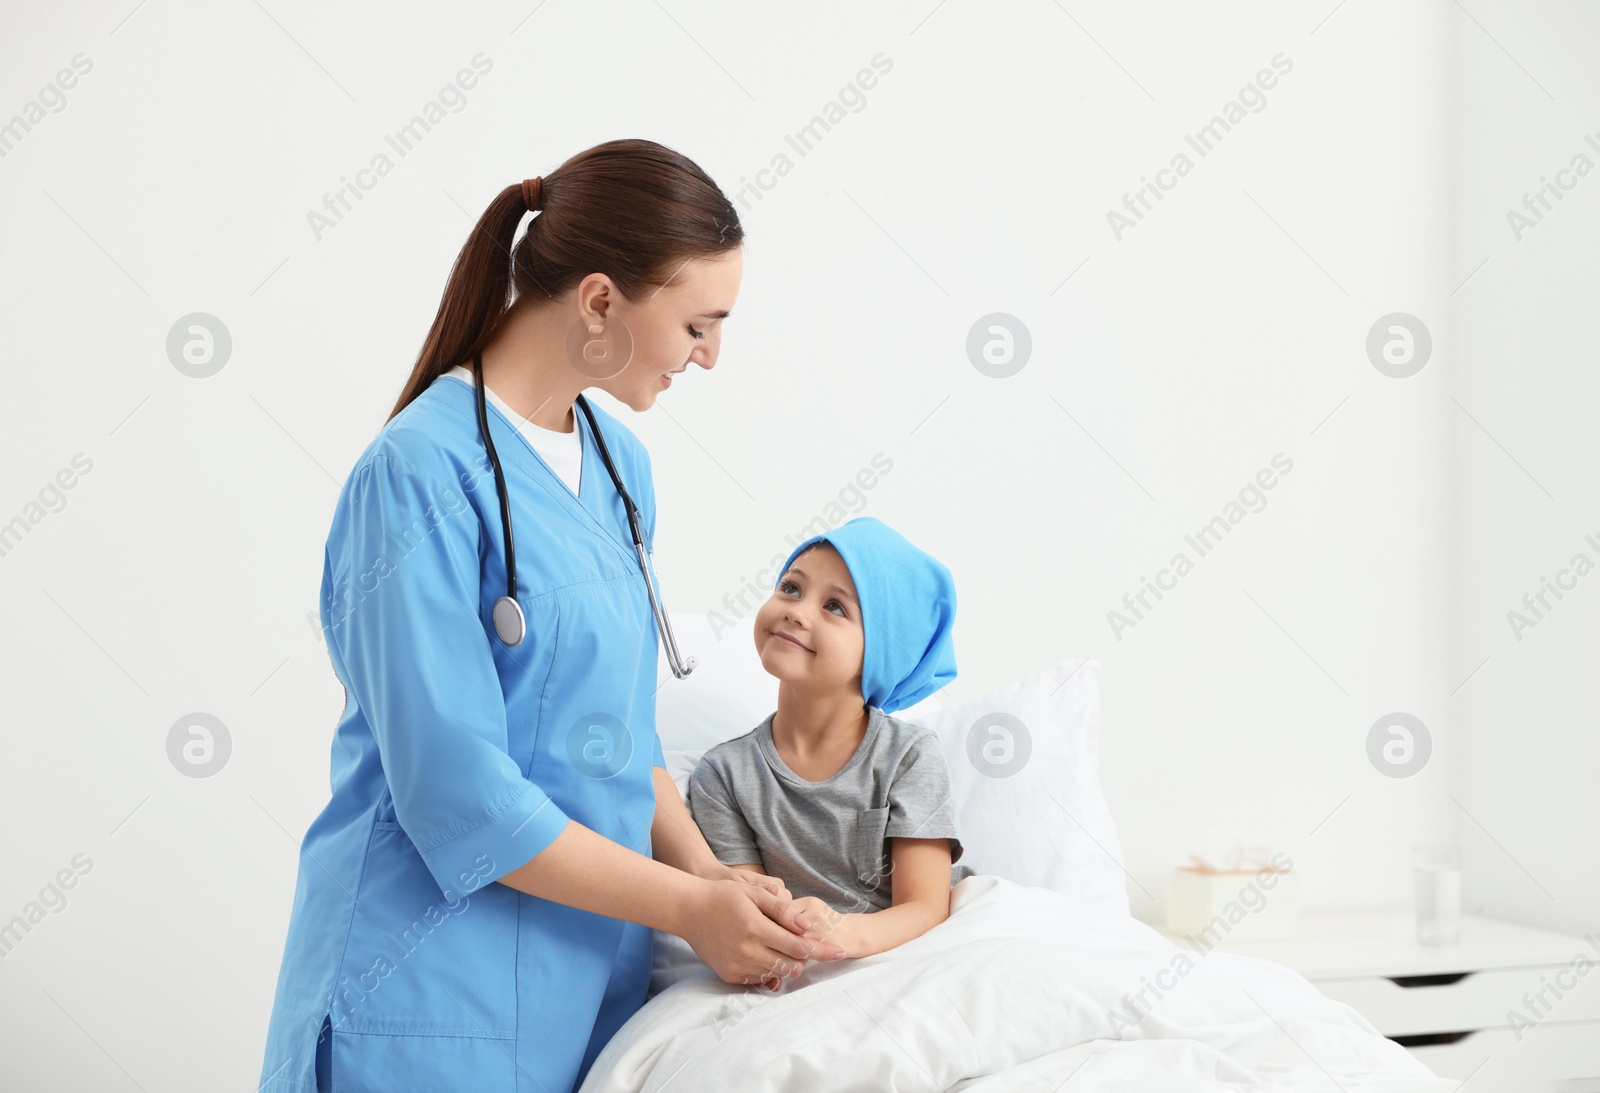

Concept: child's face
[[754, 543, 864, 698]]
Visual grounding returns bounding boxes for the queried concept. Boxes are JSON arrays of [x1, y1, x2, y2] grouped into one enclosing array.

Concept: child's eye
[[778, 580, 846, 617], [688, 325, 705, 339]]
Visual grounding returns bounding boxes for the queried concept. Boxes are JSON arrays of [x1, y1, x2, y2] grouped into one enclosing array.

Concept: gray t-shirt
[[688, 706, 976, 913]]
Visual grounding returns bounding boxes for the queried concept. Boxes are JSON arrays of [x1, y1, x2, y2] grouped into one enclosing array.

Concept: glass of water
[[1413, 845, 1463, 946]]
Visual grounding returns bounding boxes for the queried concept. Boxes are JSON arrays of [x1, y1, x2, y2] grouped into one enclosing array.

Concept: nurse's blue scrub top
[[259, 372, 667, 1093]]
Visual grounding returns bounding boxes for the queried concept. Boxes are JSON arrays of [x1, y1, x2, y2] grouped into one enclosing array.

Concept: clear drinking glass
[[1413, 845, 1463, 946]]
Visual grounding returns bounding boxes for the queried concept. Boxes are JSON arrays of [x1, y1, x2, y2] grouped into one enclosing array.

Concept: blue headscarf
[[775, 516, 957, 714]]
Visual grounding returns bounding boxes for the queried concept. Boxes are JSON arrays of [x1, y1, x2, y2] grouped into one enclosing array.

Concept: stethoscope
[[470, 352, 699, 678]]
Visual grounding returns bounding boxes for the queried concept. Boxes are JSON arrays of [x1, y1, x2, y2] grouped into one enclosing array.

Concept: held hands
[[713, 868, 848, 954], [755, 895, 853, 991], [681, 879, 849, 992]]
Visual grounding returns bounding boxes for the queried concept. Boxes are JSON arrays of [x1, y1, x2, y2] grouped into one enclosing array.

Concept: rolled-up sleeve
[[328, 454, 570, 895]]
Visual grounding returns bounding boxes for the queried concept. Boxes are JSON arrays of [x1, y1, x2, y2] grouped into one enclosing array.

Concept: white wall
[[0, 2, 1591, 1090], [1450, 4, 1600, 936]]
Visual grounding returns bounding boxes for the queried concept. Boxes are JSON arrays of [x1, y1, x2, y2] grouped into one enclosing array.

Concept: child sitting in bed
[[688, 516, 975, 971]]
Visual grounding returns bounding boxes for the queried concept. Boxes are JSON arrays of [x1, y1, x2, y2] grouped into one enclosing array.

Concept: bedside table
[[1161, 910, 1600, 1093]]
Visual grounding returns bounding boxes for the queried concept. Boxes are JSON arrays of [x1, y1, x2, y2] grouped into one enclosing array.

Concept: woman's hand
[[722, 865, 792, 903], [678, 879, 847, 990]]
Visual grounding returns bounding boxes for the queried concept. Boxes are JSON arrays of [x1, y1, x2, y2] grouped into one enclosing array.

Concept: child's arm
[[803, 837, 954, 958], [666, 766, 793, 899], [651, 765, 741, 880]]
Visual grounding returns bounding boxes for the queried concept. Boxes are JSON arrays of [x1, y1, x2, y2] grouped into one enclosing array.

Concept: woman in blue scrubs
[[258, 139, 845, 1093]]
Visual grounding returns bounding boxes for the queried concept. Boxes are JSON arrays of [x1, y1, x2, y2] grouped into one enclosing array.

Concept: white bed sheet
[[580, 875, 1456, 1093]]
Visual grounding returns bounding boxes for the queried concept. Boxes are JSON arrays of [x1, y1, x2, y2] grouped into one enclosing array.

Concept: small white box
[[1165, 865, 1298, 943]]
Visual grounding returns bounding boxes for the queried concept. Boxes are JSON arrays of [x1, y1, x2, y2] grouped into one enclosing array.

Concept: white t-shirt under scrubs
[[443, 364, 583, 497]]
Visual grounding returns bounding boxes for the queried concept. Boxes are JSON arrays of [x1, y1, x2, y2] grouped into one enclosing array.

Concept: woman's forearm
[[649, 765, 727, 879], [493, 817, 710, 934]]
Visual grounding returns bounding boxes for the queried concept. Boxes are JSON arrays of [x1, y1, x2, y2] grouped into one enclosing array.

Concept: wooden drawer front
[[1315, 965, 1600, 1037], [1407, 1020, 1600, 1092]]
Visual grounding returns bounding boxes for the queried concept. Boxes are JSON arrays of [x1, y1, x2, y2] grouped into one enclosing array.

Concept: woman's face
[[577, 248, 742, 411], [754, 543, 865, 698]]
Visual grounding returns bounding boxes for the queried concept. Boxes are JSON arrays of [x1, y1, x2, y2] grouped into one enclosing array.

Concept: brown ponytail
[[386, 138, 744, 422]]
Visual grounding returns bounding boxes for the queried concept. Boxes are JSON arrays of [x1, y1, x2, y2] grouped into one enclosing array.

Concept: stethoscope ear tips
[[492, 596, 526, 646]]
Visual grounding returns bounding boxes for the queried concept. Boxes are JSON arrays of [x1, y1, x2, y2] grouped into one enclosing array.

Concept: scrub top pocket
[[850, 805, 892, 898], [332, 823, 519, 1039]]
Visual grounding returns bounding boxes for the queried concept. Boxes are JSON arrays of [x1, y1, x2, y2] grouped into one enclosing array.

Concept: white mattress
[[580, 874, 1457, 1092]]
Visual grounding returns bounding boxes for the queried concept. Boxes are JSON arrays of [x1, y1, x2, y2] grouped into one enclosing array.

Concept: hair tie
[[521, 176, 543, 213]]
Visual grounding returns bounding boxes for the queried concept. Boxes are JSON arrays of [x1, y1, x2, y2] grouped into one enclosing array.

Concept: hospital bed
[[577, 616, 1456, 1092]]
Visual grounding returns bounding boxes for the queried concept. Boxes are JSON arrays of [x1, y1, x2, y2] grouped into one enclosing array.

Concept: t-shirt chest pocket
[[850, 805, 892, 894]]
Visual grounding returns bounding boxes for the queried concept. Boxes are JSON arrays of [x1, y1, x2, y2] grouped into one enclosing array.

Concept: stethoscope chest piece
[[492, 595, 525, 646]]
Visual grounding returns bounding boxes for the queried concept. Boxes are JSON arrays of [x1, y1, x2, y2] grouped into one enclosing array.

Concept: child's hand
[[789, 896, 848, 947]]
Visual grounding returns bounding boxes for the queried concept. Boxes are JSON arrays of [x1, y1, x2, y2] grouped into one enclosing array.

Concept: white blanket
[[580, 875, 1457, 1092]]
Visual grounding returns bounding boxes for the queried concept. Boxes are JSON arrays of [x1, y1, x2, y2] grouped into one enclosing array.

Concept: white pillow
[[913, 657, 1127, 912]]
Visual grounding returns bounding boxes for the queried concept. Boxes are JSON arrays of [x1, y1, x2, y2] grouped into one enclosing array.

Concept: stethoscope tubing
[[470, 353, 696, 677]]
